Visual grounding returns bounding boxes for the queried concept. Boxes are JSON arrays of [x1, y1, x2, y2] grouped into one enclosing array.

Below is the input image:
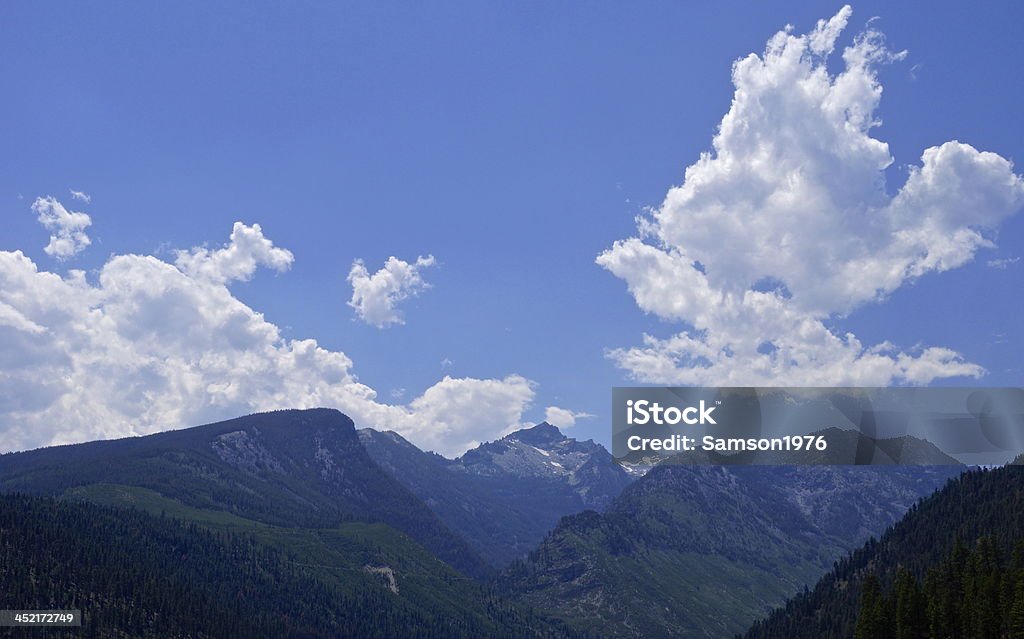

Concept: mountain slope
[[0, 408, 490, 579], [742, 462, 1024, 639], [359, 423, 632, 567], [0, 492, 580, 639], [502, 463, 962, 638]]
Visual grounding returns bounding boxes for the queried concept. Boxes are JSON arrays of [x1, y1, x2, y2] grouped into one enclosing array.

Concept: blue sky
[[1, 2, 1022, 454]]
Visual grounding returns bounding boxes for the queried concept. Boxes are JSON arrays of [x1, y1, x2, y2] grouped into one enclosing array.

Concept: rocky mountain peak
[[508, 422, 566, 447], [450, 423, 633, 510]]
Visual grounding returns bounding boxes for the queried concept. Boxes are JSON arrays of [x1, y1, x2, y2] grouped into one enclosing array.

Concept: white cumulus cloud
[[174, 221, 294, 283], [409, 375, 536, 456], [33, 196, 93, 260], [0, 225, 530, 457], [347, 255, 436, 328], [597, 6, 1024, 386], [544, 406, 595, 429]]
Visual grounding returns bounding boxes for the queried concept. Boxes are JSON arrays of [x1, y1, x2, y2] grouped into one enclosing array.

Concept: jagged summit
[[508, 421, 565, 447], [462, 422, 599, 477], [455, 422, 631, 510]]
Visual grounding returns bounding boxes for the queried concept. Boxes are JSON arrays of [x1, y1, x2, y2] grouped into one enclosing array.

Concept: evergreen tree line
[[0, 494, 580, 638], [854, 537, 1024, 639], [743, 464, 1024, 639]]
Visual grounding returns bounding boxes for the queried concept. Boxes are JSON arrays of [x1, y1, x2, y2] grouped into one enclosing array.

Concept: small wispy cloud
[[987, 257, 1020, 269], [544, 406, 596, 429], [69, 189, 91, 204]]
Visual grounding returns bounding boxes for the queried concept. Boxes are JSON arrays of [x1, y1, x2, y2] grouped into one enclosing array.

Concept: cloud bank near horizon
[[598, 6, 1024, 386], [0, 211, 531, 457]]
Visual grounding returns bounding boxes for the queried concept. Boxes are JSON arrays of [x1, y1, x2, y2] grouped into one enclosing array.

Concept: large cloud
[[347, 255, 436, 328], [0, 223, 531, 457], [598, 6, 1024, 386]]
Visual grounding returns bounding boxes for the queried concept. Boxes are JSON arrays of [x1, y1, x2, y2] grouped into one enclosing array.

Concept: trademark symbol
[[716, 400, 722, 405]]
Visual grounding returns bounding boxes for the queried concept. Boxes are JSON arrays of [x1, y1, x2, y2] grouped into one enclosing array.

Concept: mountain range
[[359, 422, 632, 566], [0, 408, 994, 638]]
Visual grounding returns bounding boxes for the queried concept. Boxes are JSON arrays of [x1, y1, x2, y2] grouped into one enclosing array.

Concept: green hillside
[[0, 408, 491, 579], [0, 491, 581, 639], [502, 464, 960, 638], [743, 463, 1024, 638]]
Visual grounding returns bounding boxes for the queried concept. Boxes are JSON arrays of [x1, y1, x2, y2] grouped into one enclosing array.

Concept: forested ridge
[[852, 536, 1024, 639], [0, 493, 581, 639], [498, 463, 958, 638], [0, 409, 493, 580], [743, 463, 1024, 639]]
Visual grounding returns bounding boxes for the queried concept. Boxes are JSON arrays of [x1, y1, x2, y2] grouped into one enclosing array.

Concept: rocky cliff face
[[457, 422, 632, 510]]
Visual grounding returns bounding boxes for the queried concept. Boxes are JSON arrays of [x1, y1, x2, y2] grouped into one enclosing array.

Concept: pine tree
[[1010, 580, 1024, 639], [855, 575, 888, 639], [894, 567, 924, 639]]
